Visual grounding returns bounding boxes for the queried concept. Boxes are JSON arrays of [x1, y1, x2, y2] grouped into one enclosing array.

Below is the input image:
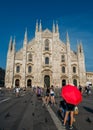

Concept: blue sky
[[0, 0, 93, 72]]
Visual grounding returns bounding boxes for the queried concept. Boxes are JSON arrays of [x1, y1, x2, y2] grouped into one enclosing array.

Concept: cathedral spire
[[25, 28, 27, 40], [66, 31, 70, 44], [13, 36, 16, 51], [79, 41, 83, 53], [52, 21, 55, 33], [77, 40, 79, 52], [77, 40, 83, 54], [39, 20, 42, 32], [9, 36, 13, 51], [24, 28, 27, 45], [36, 20, 38, 32], [66, 31, 70, 53], [56, 21, 59, 33]]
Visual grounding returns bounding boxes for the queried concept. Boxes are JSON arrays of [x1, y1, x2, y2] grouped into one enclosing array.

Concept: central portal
[[27, 79, 32, 87], [44, 75, 50, 88]]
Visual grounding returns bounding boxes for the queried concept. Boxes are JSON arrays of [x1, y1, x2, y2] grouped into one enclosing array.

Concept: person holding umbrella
[[61, 84, 82, 129], [63, 102, 75, 129]]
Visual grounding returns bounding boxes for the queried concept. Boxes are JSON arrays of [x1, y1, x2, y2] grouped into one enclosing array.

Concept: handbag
[[74, 106, 79, 115]]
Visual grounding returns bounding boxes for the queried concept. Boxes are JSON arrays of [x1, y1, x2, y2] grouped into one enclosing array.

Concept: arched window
[[45, 39, 49, 51], [61, 55, 65, 62], [28, 66, 32, 73], [16, 66, 20, 73], [45, 57, 49, 64], [28, 53, 32, 62], [73, 66, 76, 73], [62, 66, 65, 73]]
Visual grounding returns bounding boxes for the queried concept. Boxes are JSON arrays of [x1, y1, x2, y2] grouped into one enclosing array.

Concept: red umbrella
[[61, 84, 82, 105]]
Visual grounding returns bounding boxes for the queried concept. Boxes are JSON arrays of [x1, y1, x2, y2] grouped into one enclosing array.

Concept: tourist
[[50, 86, 55, 105], [43, 87, 50, 106], [15, 86, 20, 97], [63, 102, 75, 129]]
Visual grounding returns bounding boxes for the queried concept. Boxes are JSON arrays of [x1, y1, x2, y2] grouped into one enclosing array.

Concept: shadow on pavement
[[83, 106, 93, 114]]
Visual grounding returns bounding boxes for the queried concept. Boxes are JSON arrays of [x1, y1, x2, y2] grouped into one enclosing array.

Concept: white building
[[5, 21, 87, 88]]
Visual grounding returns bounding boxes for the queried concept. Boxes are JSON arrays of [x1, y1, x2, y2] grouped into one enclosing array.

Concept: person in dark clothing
[[63, 102, 75, 129], [78, 85, 82, 93], [58, 100, 67, 122], [42, 87, 50, 106]]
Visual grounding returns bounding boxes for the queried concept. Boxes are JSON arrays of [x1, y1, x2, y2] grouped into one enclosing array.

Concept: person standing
[[63, 102, 75, 129], [15, 86, 20, 97], [78, 85, 83, 93], [50, 87, 55, 105], [44, 87, 50, 105]]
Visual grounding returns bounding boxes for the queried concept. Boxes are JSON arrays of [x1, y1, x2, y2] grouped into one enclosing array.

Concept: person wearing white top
[[16, 87, 20, 97], [50, 87, 55, 105]]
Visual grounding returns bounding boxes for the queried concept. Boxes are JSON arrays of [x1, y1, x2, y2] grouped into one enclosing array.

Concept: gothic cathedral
[[5, 21, 86, 88]]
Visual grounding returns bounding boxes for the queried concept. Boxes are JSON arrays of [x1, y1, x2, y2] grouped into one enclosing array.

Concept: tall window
[[45, 39, 49, 51], [62, 66, 65, 73], [45, 57, 49, 64], [28, 53, 32, 62], [16, 66, 20, 73], [73, 66, 76, 73], [28, 66, 32, 73], [61, 55, 65, 62]]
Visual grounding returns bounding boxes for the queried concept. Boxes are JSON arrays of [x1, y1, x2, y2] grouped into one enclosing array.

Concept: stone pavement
[[49, 88, 93, 130], [29, 88, 93, 130], [0, 88, 93, 130], [0, 91, 58, 130]]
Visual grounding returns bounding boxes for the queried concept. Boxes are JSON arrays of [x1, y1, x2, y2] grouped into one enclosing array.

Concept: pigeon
[[32, 112, 35, 116], [5, 112, 10, 118], [86, 117, 92, 123], [45, 117, 48, 123], [24, 100, 27, 103]]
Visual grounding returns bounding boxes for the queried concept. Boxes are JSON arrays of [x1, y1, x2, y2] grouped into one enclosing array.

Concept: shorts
[[50, 93, 54, 96], [46, 93, 49, 96], [66, 103, 75, 111]]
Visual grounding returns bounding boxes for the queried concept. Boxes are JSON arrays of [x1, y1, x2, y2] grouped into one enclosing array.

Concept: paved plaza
[[0, 88, 93, 130]]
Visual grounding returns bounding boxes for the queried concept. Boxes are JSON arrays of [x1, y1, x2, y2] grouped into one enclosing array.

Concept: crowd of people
[[33, 85, 78, 129], [35, 85, 56, 106], [58, 83, 92, 129], [13, 83, 92, 130], [78, 84, 92, 95]]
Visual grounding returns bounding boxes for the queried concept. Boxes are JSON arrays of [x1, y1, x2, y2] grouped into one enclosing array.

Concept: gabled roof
[[15, 48, 23, 60], [42, 29, 52, 38]]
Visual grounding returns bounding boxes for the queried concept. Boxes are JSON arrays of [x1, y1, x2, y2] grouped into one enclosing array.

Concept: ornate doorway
[[15, 79, 20, 87], [62, 79, 66, 87], [27, 79, 32, 87], [44, 75, 50, 88]]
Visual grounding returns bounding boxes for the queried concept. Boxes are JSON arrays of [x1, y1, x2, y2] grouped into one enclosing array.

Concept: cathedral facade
[[5, 21, 87, 88]]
